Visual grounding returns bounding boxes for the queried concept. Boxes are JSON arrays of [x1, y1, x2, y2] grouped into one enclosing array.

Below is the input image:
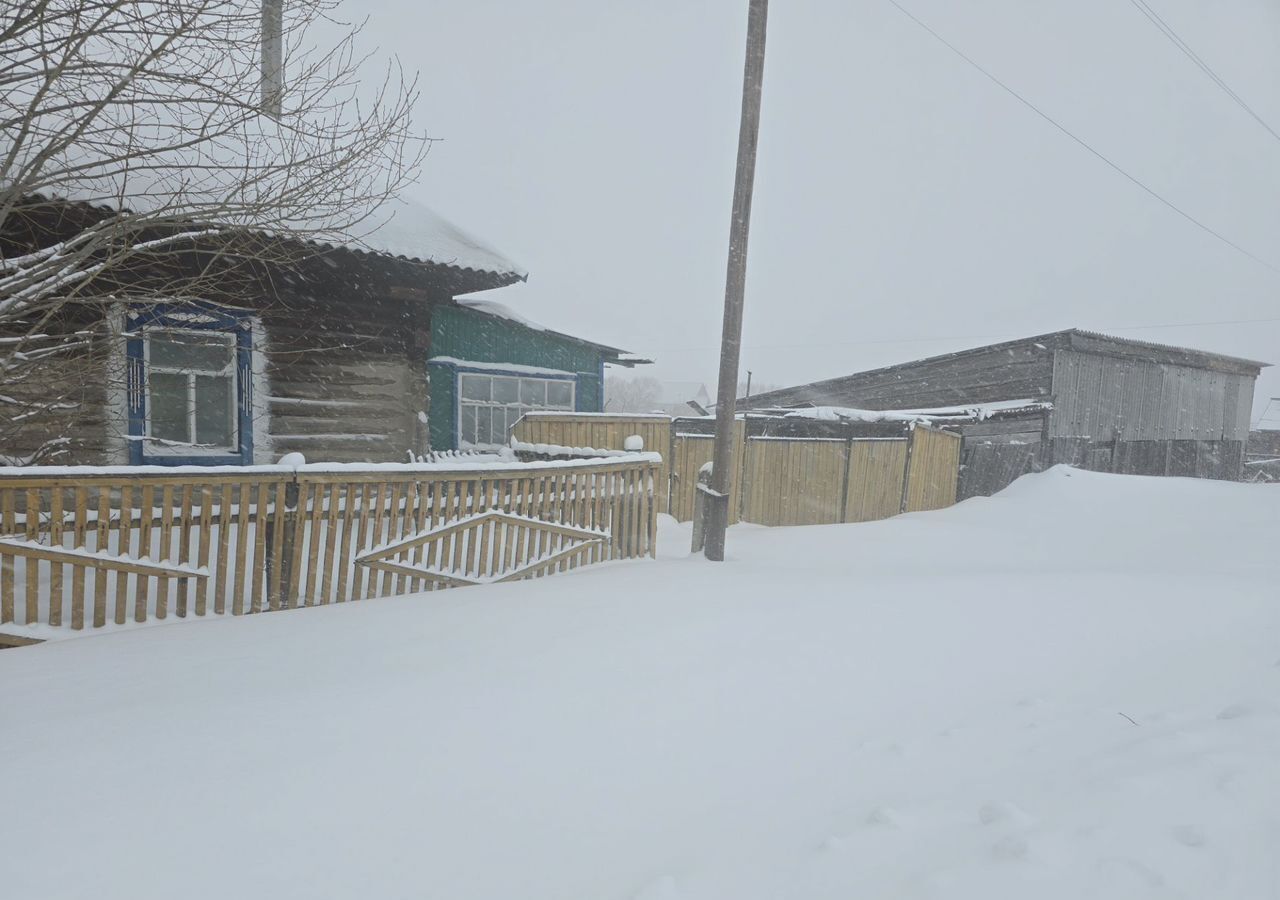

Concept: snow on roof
[[456, 298, 546, 330], [323, 198, 526, 279], [769, 399, 1052, 424]]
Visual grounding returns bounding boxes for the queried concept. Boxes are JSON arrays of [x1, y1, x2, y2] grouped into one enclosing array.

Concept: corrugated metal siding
[[1050, 351, 1253, 442]]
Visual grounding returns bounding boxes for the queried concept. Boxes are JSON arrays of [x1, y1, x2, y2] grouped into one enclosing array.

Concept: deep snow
[[1, 468, 1277, 900]]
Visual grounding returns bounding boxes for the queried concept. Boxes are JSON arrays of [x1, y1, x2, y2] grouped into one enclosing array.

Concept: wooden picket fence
[[0, 456, 659, 641]]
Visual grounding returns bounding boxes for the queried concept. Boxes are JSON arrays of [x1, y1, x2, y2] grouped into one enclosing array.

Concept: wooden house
[[740, 329, 1269, 497], [0, 196, 639, 466]]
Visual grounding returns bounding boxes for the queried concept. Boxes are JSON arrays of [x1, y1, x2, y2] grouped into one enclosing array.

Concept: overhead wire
[[1126, 0, 1280, 145], [880, 0, 1280, 278]]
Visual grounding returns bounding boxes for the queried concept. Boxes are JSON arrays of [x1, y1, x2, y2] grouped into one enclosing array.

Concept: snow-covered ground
[[1, 467, 1277, 900]]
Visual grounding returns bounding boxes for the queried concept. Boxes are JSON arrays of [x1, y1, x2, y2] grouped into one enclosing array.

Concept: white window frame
[[457, 372, 576, 449], [143, 327, 239, 455]]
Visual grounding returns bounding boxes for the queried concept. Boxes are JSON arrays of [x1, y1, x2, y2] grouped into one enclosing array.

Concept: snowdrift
[[1, 467, 1277, 899]]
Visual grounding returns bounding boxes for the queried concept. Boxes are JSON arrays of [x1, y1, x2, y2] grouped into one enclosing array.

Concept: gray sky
[[366, 0, 1280, 423]]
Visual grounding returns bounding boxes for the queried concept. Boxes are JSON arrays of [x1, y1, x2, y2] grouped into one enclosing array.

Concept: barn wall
[[1049, 350, 1254, 441], [742, 343, 1056, 411]]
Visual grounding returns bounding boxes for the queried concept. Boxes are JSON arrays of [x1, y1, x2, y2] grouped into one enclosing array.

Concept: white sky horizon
[[357, 0, 1280, 424]]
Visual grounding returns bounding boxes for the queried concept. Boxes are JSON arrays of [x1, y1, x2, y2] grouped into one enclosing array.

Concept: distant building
[[655, 382, 713, 417], [741, 329, 1270, 496]]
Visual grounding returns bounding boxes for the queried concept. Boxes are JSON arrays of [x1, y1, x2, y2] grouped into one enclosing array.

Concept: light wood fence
[[0, 456, 658, 640], [512, 413, 672, 512], [509, 413, 962, 528]]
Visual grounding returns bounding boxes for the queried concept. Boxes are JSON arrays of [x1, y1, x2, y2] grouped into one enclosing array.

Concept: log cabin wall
[[260, 291, 431, 464]]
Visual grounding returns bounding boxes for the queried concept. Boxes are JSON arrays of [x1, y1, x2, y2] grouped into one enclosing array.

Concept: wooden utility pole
[[704, 0, 769, 561]]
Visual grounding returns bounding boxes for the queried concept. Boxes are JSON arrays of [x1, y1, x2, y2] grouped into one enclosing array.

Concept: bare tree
[[605, 375, 663, 414], [0, 0, 424, 462]]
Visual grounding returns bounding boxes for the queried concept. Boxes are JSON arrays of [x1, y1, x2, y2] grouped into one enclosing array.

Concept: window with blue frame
[[126, 304, 254, 465]]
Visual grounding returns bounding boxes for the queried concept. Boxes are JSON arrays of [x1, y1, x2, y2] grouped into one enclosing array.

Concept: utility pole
[[704, 0, 768, 561]]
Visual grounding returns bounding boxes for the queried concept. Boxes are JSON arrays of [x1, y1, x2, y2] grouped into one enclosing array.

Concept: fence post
[[691, 463, 713, 553], [277, 480, 300, 609]]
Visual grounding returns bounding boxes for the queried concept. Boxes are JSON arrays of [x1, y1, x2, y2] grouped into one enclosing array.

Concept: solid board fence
[[512, 413, 963, 529], [512, 413, 672, 512], [0, 455, 659, 641]]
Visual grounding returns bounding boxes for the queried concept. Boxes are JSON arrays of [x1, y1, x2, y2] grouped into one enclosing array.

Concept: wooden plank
[[498, 540, 600, 584], [250, 482, 270, 614], [0, 540, 211, 580], [424, 480, 445, 590], [232, 482, 251, 615], [355, 481, 378, 601], [286, 482, 310, 609], [267, 481, 288, 610], [319, 483, 340, 604], [360, 482, 386, 599], [114, 485, 133, 625], [93, 489, 110, 627], [475, 481, 492, 580], [135, 483, 154, 622], [48, 487, 63, 627], [213, 486, 234, 611], [361, 558, 474, 588], [334, 483, 358, 602], [303, 481, 325, 605], [22, 486, 38, 627], [381, 481, 405, 597], [195, 485, 213, 617], [154, 484, 174, 620], [372, 481, 396, 598], [70, 486, 87, 630], [175, 484, 194, 617], [435, 481, 455, 582], [1, 491, 13, 624]]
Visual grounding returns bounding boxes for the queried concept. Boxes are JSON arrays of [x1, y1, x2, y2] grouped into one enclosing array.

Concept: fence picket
[[0, 457, 659, 639]]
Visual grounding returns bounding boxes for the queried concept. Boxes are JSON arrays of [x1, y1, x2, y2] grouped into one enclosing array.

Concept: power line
[[1127, 0, 1280, 145], [881, 0, 1280, 278]]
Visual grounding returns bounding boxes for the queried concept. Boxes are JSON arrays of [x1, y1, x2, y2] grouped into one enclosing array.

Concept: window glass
[[195, 375, 234, 446], [547, 380, 573, 407], [460, 375, 490, 402], [492, 376, 519, 404], [520, 379, 545, 406], [148, 372, 189, 443], [457, 372, 577, 447], [475, 406, 494, 445], [461, 404, 478, 444], [149, 330, 232, 371]]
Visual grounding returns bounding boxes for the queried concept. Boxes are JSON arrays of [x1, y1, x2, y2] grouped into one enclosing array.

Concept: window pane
[[460, 404, 477, 445], [547, 380, 573, 408], [475, 406, 494, 445], [149, 330, 233, 371], [195, 375, 234, 447], [492, 376, 519, 404], [460, 374, 490, 402], [149, 372, 189, 443], [520, 379, 545, 406]]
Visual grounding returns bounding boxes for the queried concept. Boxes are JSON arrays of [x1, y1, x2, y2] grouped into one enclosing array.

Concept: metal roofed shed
[[739, 329, 1270, 497]]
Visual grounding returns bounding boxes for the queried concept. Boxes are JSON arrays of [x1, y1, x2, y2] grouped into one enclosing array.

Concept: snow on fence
[[0, 455, 660, 641]]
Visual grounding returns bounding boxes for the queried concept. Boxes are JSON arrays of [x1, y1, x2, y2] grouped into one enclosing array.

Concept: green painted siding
[[428, 305, 609, 449]]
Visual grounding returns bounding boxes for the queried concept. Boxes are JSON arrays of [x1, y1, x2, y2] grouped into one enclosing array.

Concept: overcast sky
[[363, 0, 1279, 422]]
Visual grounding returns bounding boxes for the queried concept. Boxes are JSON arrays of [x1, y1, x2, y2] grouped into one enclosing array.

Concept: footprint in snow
[[978, 801, 1034, 827], [1216, 703, 1252, 721], [1172, 825, 1206, 848], [991, 834, 1030, 862], [866, 806, 901, 828]]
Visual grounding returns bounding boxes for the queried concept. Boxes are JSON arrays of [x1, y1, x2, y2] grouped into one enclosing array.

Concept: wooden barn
[[740, 329, 1269, 498], [1, 196, 639, 466]]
